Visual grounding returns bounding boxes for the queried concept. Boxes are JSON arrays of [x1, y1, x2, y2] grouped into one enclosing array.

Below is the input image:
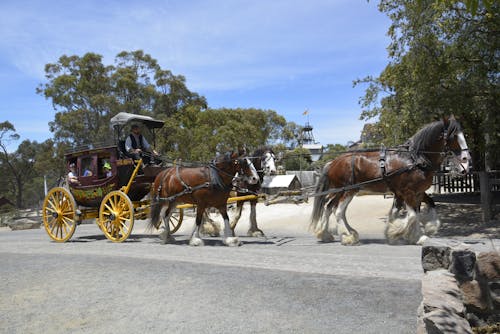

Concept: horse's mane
[[209, 151, 235, 191], [407, 119, 461, 153], [252, 146, 273, 157]]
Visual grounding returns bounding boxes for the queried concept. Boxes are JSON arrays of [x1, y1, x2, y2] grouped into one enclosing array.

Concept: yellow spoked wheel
[[42, 187, 78, 242], [99, 191, 134, 242], [163, 207, 183, 234]]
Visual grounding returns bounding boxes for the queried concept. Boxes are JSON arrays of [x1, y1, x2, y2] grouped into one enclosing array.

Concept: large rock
[[460, 280, 490, 314], [450, 250, 476, 281], [418, 270, 473, 334], [8, 218, 41, 230], [421, 270, 466, 315], [476, 252, 500, 281], [422, 243, 452, 272]]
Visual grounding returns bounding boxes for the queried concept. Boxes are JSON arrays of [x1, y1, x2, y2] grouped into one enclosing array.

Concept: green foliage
[[283, 147, 313, 171], [37, 50, 206, 147], [356, 0, 499, 169], [161, 107, 289, 162], [313, 144, 348, 169]]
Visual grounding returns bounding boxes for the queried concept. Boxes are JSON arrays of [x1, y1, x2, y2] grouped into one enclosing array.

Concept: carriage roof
[[110, 112, 164, 129]]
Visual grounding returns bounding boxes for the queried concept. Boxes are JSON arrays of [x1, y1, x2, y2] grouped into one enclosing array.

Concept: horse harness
[[313, 145, 436, 199], [154, 160, 250, 202]]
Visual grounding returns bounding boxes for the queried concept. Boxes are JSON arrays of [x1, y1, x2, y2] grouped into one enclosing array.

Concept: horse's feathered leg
[[220, 205, 240, 247], [385, 194, 423, 245], [230, 201, 244, 232], [159, 204, 176, 244], [315, 194, 338, 242], [189, 207, 205, 246], [200, 210, 220, 237], [420, 193, 440, 236], [247, 199, 264, 237], [335, 191, 359, 245]]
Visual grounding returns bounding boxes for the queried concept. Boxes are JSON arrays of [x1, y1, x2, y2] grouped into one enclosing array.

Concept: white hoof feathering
[[385, 217, 407, 242], [189, 237, 204, 247], [424, 219, 441, 236], [200, 222, 221, 237], [247, 229, 264, 237], [341, 232, 359, 246], [417, 235, 429, 245], [224, 237, 241, 247], [316, 231, 335, 243]]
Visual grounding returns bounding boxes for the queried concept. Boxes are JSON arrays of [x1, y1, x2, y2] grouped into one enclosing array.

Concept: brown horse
[[230, 147, 277, 236], [310, 117, 471, 245], [149, 151, 259, 246]]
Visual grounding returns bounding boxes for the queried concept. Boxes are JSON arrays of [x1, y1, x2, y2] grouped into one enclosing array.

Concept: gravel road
[[0, 196, 423, 333]]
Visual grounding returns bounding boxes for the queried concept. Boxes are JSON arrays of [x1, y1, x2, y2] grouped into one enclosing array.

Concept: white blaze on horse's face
[[242, 158, 259, 184], [263, 152, 277, 175], [456, 131, 471, 173]]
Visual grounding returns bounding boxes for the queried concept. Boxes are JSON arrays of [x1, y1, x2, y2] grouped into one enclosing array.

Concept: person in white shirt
[[67, 163, 79, 185]]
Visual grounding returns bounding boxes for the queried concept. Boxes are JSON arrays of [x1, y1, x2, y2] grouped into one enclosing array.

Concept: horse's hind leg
[[335, 192, 359, 245], [189, 208, 205, 246], [200, 209, 221, 237], [248, 200, 264, 237], [159, 203, 176, 244], [316, 195, 338, 242]]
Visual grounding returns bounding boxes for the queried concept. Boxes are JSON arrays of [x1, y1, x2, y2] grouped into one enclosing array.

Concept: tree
[[37, 50, 206, 148], [356, 0, 499, 170], [162, 107, 289, 162], [283, 147, 312, 171], [0, 122, 48, 208]]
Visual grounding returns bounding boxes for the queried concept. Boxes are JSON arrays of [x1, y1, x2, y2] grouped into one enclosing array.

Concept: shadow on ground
[[434, 202, 499, 239]]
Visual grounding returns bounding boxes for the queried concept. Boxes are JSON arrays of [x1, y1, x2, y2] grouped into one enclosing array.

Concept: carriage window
[[81, 157, 94, 177], [98, 158, 113, 178]]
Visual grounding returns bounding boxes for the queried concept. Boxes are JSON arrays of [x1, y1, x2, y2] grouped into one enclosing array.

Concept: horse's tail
[[309, 163, 331, 232], [149, 170, 167, 230]]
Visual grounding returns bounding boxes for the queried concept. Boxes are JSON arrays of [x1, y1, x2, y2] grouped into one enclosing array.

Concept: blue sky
[[0, 0, 390, 152]]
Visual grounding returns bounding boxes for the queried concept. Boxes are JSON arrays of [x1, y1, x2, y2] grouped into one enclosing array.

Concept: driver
[[124, 124, 159, 164]]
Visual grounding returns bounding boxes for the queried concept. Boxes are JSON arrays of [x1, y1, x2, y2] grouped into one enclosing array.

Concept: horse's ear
[[449, 114, 456, 121], [442, 115, 449, 126], [238, 147, 246, 156]]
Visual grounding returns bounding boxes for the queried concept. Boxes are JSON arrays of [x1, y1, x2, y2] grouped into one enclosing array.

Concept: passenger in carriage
[[102, 162, 112, 178], [67, 163, 80, 185], [124, 124, 159, 164]]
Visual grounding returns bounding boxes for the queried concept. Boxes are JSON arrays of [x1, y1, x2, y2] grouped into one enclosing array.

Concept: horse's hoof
[[341, 233, 360, 246], [247, 229, 265, 237], [189, 237, 204, 246], [224, 237, 241, 247], [316, 231, 335, 243], [159, 231, 176, 244], [416, 235, 429, 245]]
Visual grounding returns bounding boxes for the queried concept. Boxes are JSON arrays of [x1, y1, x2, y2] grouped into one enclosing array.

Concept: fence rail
[[433, 170, 500, 194]]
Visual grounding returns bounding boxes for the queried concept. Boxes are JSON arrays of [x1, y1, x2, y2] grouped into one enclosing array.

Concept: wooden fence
[[433, 170, 500, 194]]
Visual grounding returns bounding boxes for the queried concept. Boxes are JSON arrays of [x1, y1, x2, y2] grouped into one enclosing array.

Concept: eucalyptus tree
[[356, 0, 499, 169], [37, 50, 206, 149]]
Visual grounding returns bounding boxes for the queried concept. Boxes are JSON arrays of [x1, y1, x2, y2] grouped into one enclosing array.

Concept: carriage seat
[[118, 140, 132, 159]]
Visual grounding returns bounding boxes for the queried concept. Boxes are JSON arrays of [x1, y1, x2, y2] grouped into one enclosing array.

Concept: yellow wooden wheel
[[164, 207, 183, 234], [42, 187, 78, 242], [99, 190, 134, 242]]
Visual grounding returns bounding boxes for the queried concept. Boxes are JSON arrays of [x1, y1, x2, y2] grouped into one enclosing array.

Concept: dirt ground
[[174, 194, 499, 241], [434, 202, 499, 239]]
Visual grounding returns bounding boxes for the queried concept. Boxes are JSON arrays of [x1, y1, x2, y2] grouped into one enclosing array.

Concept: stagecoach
[[42, 112, 262, 243], [41, 113, 180, 242]]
